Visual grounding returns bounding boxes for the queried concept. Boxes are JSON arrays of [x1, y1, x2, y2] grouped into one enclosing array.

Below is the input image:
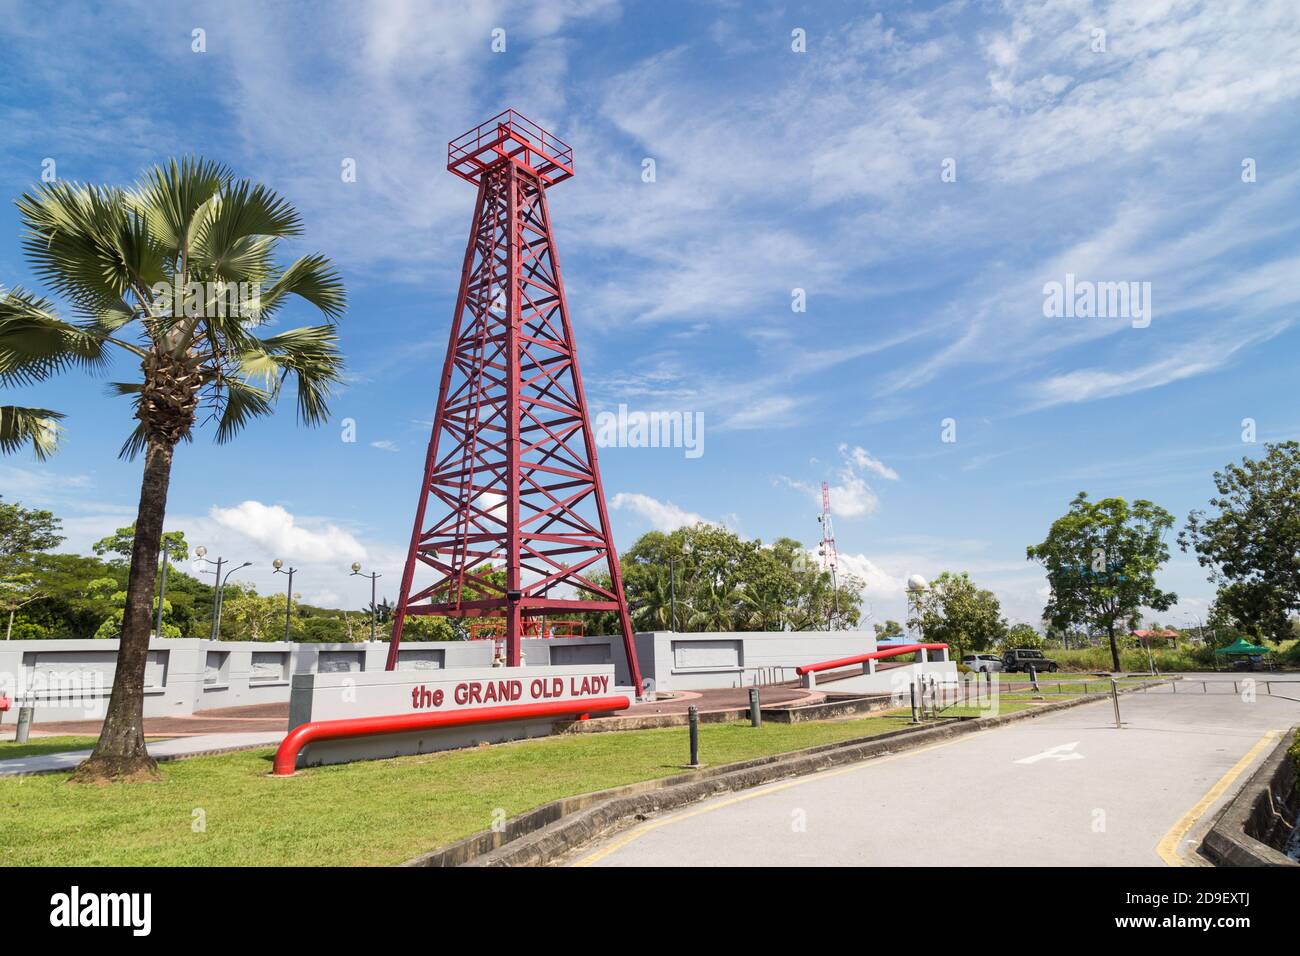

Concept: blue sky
[[2, 0, 1298, 626]]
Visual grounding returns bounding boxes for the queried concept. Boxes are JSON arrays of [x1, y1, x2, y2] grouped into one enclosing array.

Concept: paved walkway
[[23, 701, 291, 737], [0, 731, 287, 776]]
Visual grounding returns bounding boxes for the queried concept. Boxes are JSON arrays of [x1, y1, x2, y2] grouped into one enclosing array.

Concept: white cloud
[[839, 444, 900, 481], [826, 474, 879, 518], [610, 492, 711, 532], [720, 396, 801, 430], [1024, 322, 1288, 409], [782, 443, 899, 518], [209, 500, 368, 563], [370, 440, 400, 452]]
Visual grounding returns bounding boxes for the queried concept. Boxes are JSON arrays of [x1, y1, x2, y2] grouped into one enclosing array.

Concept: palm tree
[[740, 578, 787, 631], [0, 158, 345, 781], [686, 578, 743, 632], [630, 565, 685, 631]]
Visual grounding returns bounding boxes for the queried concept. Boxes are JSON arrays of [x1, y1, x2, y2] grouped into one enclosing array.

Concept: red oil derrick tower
[[388, 110, 643, 694]]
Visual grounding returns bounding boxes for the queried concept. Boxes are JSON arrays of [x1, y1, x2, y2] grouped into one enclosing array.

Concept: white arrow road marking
[[1015, 741, 1085, 764]]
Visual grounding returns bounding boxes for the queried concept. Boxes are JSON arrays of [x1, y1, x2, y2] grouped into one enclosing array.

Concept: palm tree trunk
[[71, 438, 174, 782]]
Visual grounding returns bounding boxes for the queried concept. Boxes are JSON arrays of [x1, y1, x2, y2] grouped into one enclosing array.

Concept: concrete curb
[[1200, 726, 1298, 867], [404, 682, 1163, 867]]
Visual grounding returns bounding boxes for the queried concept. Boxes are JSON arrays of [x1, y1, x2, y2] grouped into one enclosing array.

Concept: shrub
[[5, 621, 51, 640], [297, 616, 348, 643]]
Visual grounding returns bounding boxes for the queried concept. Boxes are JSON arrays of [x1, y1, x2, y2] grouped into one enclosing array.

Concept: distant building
[[1132, 628, 1179, 647]]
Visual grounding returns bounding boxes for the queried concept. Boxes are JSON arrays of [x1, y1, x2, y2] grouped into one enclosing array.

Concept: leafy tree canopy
[[1180, 441, 1300, 641], [873, 619, 905, 640], [1027, 491, 1177, 671], [915, 570, 1007, 657], [93, 524, 189, 563]]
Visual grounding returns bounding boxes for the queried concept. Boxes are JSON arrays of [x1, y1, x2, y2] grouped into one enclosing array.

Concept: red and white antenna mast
[[817, 481, 839, 628], [818, 481, 837, 572]]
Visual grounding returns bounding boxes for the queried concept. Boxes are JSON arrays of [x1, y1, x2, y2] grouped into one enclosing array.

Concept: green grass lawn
[[0, 736, 100, 760], [0, 706, 1033, 867]]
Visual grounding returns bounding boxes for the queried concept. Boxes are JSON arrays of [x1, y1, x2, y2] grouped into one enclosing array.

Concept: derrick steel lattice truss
[[388, 111, 643, 694]]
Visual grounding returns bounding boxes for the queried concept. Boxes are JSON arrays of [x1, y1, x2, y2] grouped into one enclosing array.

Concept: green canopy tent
[[1213, 637, 1270, 656], [1213, 637, 1272, 670]]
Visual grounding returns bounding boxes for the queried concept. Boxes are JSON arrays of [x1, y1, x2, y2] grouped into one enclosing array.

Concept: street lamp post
[[668, 541, 692, 632], [195, 547, 250, 640], [351, 562, 382, 642], [669, 556, 676, 632], [906, 574, 929, 643], [273, 559, 297, 642]]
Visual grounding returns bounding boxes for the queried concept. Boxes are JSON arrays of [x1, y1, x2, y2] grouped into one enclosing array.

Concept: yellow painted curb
[[1156, 728, 1283, 866]]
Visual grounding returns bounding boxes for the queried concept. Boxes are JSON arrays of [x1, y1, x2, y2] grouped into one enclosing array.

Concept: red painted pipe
[[796, 643, 950, 676], [273, 695, 631, 775]]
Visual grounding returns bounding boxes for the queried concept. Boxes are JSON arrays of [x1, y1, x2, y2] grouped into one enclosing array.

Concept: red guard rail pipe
[[795, 643, 950, 676], [273, 695, 630, 776]]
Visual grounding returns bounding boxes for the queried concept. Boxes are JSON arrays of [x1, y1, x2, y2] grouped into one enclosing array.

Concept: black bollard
[[688, 705, 700, 767], [748, 687, 761, 728]]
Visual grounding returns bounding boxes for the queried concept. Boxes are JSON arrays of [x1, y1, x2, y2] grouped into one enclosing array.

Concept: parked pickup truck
[[1001, 648, 1059, 673]]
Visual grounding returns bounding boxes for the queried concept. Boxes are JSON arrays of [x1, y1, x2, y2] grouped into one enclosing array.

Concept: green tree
[[401, 614, 456, 642], [93, 524, 189, 563], [0, 498, 64, 571], [0, 498, 64, 637], [873, 619, 905, 640], [217, 585, 286, 641], [916, 571, 1007, 659], [1179, 442, 1300, 642], [584, 525, 864, 635], [1001, 622, 1044, 650], [629, 564, 679, 630], [1027, 492, 1177, 672], [2, 158, 345, 781]]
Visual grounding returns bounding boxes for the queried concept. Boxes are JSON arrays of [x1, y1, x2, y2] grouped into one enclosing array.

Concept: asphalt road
[[573, 675, 1300, 867]]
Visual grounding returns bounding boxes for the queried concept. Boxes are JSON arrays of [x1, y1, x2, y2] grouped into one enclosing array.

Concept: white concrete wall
[[0, 638, 488, 722], [0, 629, 889, 720], [631, 630, 880, 691]]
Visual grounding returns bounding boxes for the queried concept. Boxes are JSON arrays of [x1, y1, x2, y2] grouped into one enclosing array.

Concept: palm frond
[[116, 420, 149, 460], [129, 156, 232, 257], [206, 235, 277, 287], [0, 287, 111, 386], [16, 181, 163, 317], [212, 377, 274, 443], [190, 178, 303, 275], [238, 324, 344, 427], [253, 253, 347, 323], [0, 405, 64, 460]]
